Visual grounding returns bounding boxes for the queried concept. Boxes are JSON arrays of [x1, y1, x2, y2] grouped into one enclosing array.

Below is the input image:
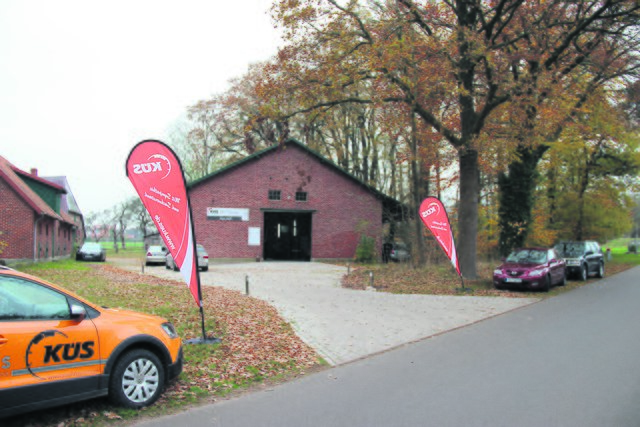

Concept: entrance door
[[263, 212, 312, 261]]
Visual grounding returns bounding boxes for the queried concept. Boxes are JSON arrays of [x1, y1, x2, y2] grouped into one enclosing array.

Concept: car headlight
[[493, 269, 503, 275], [161, 322, 179, 339], [528, 269, 546, 277]]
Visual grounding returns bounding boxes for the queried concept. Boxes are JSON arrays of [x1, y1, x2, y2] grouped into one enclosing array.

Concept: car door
[[0, 275, 101, 414], [586, 242, 601, 274], [548, 249, 564, 284]]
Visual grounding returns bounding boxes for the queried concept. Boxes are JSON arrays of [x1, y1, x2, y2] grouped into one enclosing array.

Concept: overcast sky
[[0, 0, 282, 215]]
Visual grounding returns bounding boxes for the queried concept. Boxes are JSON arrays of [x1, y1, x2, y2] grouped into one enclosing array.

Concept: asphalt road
[[136, 266, 640, 427]]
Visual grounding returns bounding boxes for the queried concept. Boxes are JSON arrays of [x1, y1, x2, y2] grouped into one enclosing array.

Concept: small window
[[268, 190, 281, 201], [295, 191, 307, 202]]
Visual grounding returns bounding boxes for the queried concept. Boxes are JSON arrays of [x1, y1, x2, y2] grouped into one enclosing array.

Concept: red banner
[[126, 140, 201, 306], [419, 197, 461, 276]]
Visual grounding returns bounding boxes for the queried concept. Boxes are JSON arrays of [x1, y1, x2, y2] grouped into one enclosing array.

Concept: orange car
[[0, 266, 183, 418]]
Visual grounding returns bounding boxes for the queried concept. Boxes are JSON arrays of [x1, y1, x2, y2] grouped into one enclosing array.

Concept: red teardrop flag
[[126, 140, 201, 307], [419, 196, 461, 276]]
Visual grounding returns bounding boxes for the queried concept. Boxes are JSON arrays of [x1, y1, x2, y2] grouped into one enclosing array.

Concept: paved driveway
[[116, 260, 538, 365]]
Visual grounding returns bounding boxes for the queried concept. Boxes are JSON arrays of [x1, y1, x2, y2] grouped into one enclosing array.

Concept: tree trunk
[[410, 111, 426, 267], [497, 144, 548, 256], [458, 148, 479, 279], [112, 229, 119, 254], [574, 161, 591, 241]]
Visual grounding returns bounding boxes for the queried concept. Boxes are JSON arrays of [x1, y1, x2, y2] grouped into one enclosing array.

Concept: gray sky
[[0, 0, 282, 215]]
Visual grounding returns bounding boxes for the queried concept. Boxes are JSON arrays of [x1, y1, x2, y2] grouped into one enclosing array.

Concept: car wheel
[[173, 264, 179, 271], [542, 275, 550, 292], [202, 266, 208, 272], [596, 262, 605, 278], [165, 262, 170, 269], [579, 264, 588, 281], [109, 349, 165, 409]]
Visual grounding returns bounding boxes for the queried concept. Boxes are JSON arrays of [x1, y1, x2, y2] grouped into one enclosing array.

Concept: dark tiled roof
[[189, 139, 398, 204], [0, 156, 63, 221]]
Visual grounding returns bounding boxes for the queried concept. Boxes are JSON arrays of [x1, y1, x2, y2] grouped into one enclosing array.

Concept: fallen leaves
[[342, 261, 636, 297], [9, 262, 321, 427]]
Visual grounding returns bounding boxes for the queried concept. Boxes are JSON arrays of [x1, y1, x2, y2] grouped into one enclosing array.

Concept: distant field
[[604, 238, 640, 265], [92, 240, 146, 258]]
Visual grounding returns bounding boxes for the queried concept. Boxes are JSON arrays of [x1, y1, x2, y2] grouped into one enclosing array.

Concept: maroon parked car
[[493, 247, 567, 292]]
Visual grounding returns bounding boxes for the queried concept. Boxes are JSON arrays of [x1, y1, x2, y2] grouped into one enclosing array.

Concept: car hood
[[100, 307, 166, 323], [498, 262, 545, 271]]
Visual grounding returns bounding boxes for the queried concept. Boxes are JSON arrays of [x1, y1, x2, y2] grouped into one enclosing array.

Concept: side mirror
[[70, 304, 87, 322]]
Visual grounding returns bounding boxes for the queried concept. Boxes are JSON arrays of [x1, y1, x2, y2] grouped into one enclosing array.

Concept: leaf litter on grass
[[7, 263, 320, 427]]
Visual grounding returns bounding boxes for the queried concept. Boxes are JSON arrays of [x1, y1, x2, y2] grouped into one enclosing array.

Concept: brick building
[[188, 139, 401, 262], [0, 156, 83, 264]]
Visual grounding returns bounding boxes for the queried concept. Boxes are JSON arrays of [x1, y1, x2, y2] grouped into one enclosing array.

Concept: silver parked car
[[389, 242, 411, 262], [166, 244, 209, 272], [145, 245, 167, 266]]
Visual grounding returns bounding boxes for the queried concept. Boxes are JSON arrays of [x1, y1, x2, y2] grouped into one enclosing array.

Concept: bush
[[628, 241, 638, 254], [355, 235, 376, 263]]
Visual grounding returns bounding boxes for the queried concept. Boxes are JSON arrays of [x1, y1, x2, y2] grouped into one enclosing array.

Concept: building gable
[[188, 140, 389, 261], [0, 157, 61, 220], [15, 171, 65, 214]]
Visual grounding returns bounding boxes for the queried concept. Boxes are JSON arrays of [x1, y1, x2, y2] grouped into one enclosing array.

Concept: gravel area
[[114, 259, 539, 365]]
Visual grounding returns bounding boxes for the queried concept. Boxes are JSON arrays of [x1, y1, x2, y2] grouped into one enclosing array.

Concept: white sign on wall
[[248, 227, 261, 246], [206, 207, 249, 221]]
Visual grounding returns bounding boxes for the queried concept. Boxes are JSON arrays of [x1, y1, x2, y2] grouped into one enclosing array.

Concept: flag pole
[[456, 274, 471, 293], [185, 186, 220, 345], [126, 140, 220, 346]]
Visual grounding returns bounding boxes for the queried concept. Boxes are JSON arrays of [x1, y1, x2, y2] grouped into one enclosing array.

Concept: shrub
[[355, 235, 376, 263]]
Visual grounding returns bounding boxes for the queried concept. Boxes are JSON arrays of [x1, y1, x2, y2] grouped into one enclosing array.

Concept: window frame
[[268, 190, 281, 201]]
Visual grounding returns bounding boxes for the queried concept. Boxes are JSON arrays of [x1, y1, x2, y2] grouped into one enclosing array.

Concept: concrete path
[[116, 260, 538, 365]]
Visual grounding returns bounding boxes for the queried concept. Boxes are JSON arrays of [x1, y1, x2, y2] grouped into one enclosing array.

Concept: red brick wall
[[189, 144, 382, 260], [0, 178, 35, 260], [0, 178, 74, 261]]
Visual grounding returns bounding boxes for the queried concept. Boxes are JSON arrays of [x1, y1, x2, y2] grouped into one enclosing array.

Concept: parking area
[[115, 260, 538, 365]]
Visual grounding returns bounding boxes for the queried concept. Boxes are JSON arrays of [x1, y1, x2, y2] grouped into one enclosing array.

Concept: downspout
[[34, 213, 45, 262]]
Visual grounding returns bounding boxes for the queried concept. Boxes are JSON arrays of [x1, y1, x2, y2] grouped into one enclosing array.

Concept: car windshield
[[554, 242, 585, 256], [506, 249, 548, 264]]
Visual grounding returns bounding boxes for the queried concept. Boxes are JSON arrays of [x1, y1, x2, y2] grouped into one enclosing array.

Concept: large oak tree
[[259, 0, 639, 277]]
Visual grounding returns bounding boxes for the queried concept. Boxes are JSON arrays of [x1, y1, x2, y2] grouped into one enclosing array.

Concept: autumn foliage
[[172, 1, 640, 273]]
